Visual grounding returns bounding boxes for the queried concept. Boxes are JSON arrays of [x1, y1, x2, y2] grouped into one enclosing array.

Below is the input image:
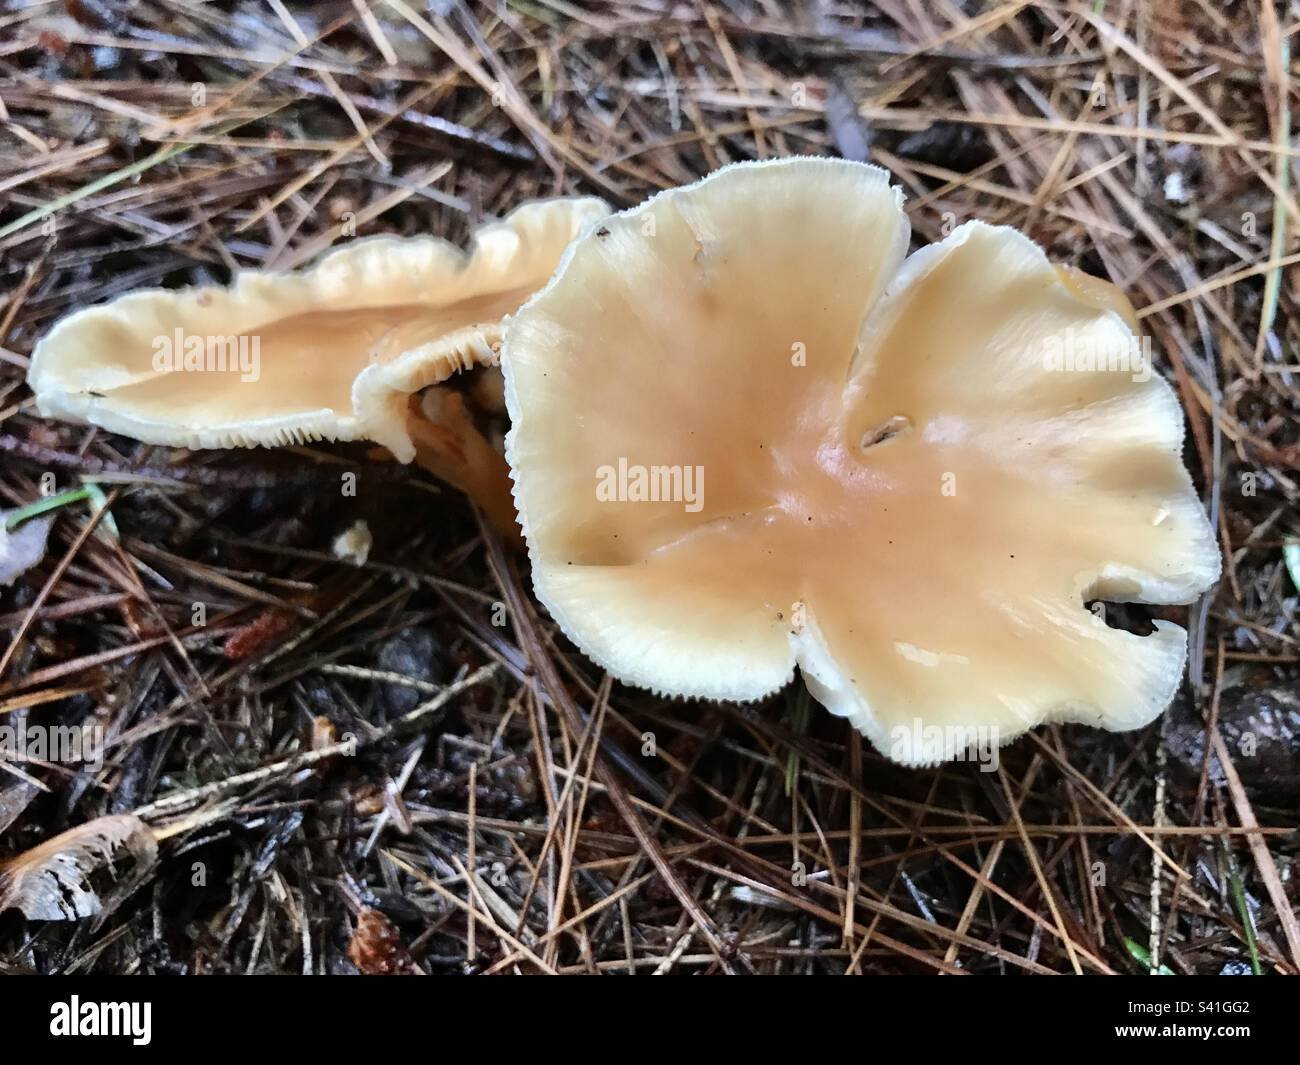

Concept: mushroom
[[404, 388, 516, 536], [501, 158, 1220, 764], [28, 196, 607, 531]]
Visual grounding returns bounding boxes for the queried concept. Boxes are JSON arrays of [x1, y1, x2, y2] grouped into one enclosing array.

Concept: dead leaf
[[0, 515, 53, 585], [824, 78, 872, 163], [222, 608, 295, 661], [0, 814, 157, 921], [347, 908, 422, 974]]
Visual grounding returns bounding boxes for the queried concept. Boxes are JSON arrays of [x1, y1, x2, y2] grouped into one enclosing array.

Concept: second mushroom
[[27, 196, 607, 536]]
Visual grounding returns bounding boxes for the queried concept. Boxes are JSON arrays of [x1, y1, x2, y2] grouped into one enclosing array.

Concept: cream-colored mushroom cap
[[28, 197, 608, 463], [502, 158, 1221, 765]]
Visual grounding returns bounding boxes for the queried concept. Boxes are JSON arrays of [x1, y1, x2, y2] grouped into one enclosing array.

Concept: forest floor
[[0, 1, 1296, 974]]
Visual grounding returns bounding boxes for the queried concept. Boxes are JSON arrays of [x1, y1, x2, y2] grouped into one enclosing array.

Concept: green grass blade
[[0, 141, 193, 241], [3, 486, 92, 531]]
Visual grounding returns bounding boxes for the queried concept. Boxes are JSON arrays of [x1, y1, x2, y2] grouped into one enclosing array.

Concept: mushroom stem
[[405, 392, 521, 545]]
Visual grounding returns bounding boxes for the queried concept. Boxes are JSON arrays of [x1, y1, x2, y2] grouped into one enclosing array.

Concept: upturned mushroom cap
[[28, 197, 608, 464], [502, 157, 1221, 765]]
